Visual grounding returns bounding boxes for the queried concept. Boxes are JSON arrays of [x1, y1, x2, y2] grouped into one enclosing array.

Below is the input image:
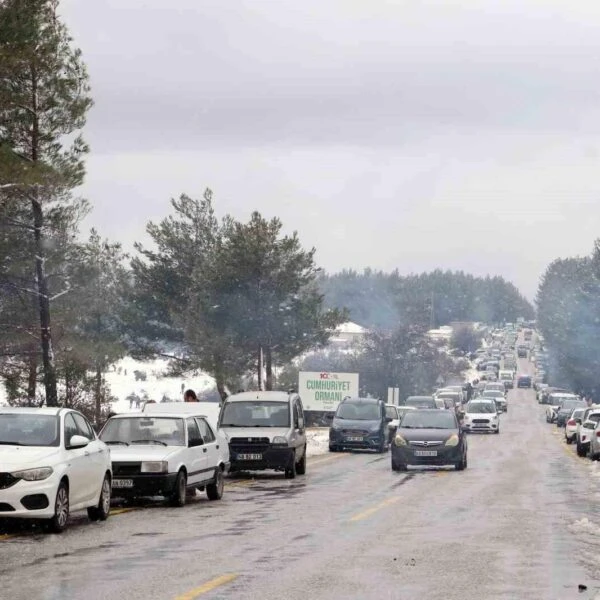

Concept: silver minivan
[[219, 391, 307, 479]]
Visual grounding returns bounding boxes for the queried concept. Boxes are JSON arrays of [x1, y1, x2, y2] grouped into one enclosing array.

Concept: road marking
[[309, 454, 347, 467], [174, 574, 239, 600], [110, 507, 139, 516], [348, 496, 402, 522]]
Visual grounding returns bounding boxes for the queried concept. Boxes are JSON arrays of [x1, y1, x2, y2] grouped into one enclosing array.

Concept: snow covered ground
[[306, 428, 330, 457]]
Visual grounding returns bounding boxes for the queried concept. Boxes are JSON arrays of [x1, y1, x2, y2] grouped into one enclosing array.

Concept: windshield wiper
[[130, 439, 168, 446], [221, 424, 243, 427], [0, 441, 29, 445], [105, 440, 129, 446]]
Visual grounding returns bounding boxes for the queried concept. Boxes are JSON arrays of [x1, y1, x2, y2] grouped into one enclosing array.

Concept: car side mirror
[[385, 416, 393, 423], [189, 438, 204, 448], [68, 434, 89, 449], [297, 417, 305, 430], [576, 418, 582, 424]]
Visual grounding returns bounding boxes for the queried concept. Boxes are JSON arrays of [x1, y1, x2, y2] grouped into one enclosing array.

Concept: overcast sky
[[61, 0, 600, 299]]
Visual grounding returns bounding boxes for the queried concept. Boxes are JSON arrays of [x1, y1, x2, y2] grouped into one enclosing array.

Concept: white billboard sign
[[298, 371, 359, 412]]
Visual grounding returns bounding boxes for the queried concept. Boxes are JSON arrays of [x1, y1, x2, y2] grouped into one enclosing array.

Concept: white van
[[499, 370, 514, 389]]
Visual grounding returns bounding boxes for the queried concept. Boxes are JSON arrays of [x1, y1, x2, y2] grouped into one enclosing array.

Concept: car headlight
[[332, 423, 343, 432], [445, 434, 459, 447], [394, 434, 407, 447], [11, 467, 53, 481], [140, 461, 168, 474], [370, 424, 381, 432], [272, 436, 288, 446]]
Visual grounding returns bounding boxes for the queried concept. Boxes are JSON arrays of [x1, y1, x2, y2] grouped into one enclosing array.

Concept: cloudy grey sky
[[61, 0, 600, 299]]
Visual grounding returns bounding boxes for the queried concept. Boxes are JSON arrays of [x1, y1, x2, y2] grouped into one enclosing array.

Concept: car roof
[[0, 406, 64, 416], [406, 396, 433, 400], [225, 391, 295, 403], [108, 413, 189, 420], [341, 397, 380, 404]]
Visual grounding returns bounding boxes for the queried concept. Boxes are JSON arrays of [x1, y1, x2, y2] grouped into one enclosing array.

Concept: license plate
[[238, 453, 262, 460], [346, 437, 363, 442], [112, 479, 134, 489], [414, 450, 437, 457]]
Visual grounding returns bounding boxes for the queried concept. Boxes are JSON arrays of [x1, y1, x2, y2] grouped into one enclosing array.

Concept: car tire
[[206, 468, 224, 501], [295, 447, 307, 475], [592, 452, 600, 462], [577, 443, 587, 457], [494, 429, 500, 434], [170, 470, 187, 507], [377, 439, 386, 454], [47, 480, 69, 533], [392, 459, 407, 472], [88, 473, 111, 522], [329, 445, 339, 453], [285, 457, 297, 479], [455, 454, 467, 471], [566, 436, 573, 445]]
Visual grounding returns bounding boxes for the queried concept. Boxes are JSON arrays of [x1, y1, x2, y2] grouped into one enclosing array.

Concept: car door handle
[[216, 445, 219, 449], [84, 451, 90, 456], [203, 448, 207, 453]]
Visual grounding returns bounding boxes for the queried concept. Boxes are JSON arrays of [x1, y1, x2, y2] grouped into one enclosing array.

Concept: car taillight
[[596, 431, 600, 438], [567, 419, 576, 426]]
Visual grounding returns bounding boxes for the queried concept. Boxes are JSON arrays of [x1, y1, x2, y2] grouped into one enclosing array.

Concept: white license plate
[[414, 450, 438, 457], [238, 453, 262, 460], [112, 479, 134, 489], [346, 437, 363, 442]]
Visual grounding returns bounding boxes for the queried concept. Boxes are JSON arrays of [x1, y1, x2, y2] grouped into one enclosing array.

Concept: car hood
[[331, 418, 381, 430], [0, 445, 61, 470], [464, 412, 498, 419], [398, 428, 456, 441], [107, 445, 180, 462], [220, 427, 291, 441]]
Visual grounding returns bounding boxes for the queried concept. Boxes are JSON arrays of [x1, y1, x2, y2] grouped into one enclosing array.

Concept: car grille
[[472, 419, 490, 424], [409, 440, 444, 447], [112, 462, 141, 476], [230, 438, 271, 454], [341, 429, 369, 436], [0, 473, 18, 490]]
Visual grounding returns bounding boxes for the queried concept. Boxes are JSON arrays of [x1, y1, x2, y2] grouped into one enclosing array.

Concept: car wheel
[[455, 454, 467, 471], [170, 470, 187, 507], [392, 459, 407, 472], [566, 436, 573, 445], [494, 429, 500, 434], [285, 457, 297, 479], [329, 445, 339, 453], [88, 474, 111, 522], [295, 446, 307, 475], [577, 443, 587, 457], [206, 468, 224, 501], [47, 480, 69, 533], [377, 439, 386, 454]]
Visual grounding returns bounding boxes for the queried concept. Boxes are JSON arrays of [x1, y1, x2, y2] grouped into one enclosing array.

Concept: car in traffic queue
[[483, 382, 506, 396], [499, 370, 514, 390], [555, 397, 586, 428], [0, 407, 112, 533], [404, 396, 437, 409], [329, 397, 391, 453], [219, 391, 307, 479], [545, 393, 581, 424], [517, 345, 529, 358], [577, 409, 600, 457], [99, 412, 229, 506], [565, 408, 586, 445], [391, 409, 468, 471], [461, 399, 500, 434], [516, 374, 532, 388], [481, 389, 507, 412]]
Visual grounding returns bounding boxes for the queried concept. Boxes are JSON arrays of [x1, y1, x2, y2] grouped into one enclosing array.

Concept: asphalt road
[[3, 359, 600, 599]]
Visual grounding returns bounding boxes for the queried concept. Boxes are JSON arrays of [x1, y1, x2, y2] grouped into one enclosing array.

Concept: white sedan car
[[100, 412, 230, 506], [461, 400, 500, 433], [0, 407, 112, 532], [565, 408, 586, 444], [577, 410, 600, 457]]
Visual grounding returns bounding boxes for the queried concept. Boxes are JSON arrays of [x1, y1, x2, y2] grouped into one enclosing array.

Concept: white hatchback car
[[100, 412, 230, 506], [461, 400, 500, 433], [0, 407, 112, 532], [565, 408, 586, 445], [577, 409, 600, 457]]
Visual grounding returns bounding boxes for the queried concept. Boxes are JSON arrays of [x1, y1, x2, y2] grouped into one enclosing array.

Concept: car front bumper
[[329, 429, 385, 450], [0, 474, 59, 519], [462, 421, 499, 432], [111, 473, 179, 497], [391, 444, 464, 466], [229, 447, 295, 472]]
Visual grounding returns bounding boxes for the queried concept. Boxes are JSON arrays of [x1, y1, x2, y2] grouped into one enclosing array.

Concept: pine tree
[[0, 0, 92, 405]]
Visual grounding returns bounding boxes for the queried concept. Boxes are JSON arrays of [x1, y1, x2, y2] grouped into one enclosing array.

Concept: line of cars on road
[[0, 390, 310, 532]]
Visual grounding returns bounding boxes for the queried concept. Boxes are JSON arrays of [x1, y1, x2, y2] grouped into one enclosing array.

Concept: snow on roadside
[[306, 428, 330, 457]]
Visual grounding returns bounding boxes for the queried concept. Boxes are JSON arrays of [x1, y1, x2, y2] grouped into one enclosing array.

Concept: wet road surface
[[2, 362, 600, 599]]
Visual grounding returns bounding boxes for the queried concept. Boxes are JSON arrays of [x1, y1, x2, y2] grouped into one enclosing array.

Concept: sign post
[[298, 372, 359, 413]]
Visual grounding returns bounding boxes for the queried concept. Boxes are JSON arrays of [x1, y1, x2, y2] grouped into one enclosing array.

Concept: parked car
[[100, 411, 229, 505], [555, 397, 586, 428], [220, 391, 307, 478], [0, 407, 112, 533], [565, 408, 586, 444], [577, 409, 600, 457], [461, 400, 500, 434], [546, 393, 580, 424], [391, 409, 467, 471]]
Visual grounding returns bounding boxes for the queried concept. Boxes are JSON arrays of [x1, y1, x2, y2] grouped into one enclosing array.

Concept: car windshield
[[466, 402, 497, 414], [483, 391, 503, 398], [220, 401, 290, 427], [335, 402, 381, 420], [0, 413, 60, 447], [100, 417, 185, 446], [400, 411, 457, 429], [560, 399, 585, 411], [405, 398, 434, 408]]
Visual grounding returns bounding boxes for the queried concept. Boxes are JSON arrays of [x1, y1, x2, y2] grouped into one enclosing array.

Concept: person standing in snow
[[184, 389, 199, 402]]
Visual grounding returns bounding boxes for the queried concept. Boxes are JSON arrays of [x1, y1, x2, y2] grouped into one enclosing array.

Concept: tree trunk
[[265, 346, 273, 391], [32, 199, 58, 406], [95, 362, 102, 426], [215, 370, 228, 403], [26, 343, 37, 406], [257, 345, 263, 391]]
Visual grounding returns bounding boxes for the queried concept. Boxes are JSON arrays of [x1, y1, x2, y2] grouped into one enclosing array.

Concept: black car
[[329, 397, 391, 453], [517, 374, 532, 388], [391, 409, 467, 471], [555, 398, 587, 428], [517, 346, 528, 358]]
